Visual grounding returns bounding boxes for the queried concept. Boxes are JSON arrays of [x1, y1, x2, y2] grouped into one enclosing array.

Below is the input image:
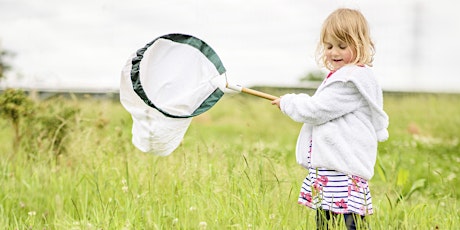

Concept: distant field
[[0, 92, 458, 229]]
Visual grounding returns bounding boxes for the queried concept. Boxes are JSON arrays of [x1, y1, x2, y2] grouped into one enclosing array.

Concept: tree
[[299, 70, 326, 82], [0, 44, 14, 81], [0, 89, 34, 152]]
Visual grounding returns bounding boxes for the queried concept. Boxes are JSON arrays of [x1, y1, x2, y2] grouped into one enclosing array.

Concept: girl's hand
[[271, 98, 281, 109]]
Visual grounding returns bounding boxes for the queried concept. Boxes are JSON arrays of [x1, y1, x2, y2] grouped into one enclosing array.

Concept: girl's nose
[[330, 47, 339, 55]]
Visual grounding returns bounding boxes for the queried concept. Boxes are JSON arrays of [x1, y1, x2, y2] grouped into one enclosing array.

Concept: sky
[[1, 0, 459, 93]]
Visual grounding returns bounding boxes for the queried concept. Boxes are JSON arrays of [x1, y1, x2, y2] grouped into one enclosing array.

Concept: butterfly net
[[120, 34, 227, 156]]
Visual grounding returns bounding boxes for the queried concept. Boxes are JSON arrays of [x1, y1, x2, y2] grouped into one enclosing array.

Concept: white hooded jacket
[[280, 65, 389, 180]]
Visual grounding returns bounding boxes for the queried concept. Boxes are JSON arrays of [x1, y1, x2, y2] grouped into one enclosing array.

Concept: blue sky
[[1, 0, 459, 92]]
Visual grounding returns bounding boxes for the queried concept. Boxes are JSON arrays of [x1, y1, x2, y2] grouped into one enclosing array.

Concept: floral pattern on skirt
[[298, 140, 373, 216]]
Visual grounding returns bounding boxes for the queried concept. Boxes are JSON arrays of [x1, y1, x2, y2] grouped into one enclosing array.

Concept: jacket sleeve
[[280, 81, 363, 125]]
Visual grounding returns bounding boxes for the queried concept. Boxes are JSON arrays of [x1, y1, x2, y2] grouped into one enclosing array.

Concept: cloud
[[1, 0, 459, 92]]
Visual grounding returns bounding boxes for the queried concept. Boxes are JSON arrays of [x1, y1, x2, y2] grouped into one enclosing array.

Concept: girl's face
[[324, 38, 355, 70]]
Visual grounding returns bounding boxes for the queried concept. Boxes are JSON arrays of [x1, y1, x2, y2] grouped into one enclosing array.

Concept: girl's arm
[[279, 81, 363, 125]]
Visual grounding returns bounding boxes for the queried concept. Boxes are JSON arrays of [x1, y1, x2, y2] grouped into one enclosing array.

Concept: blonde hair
[[316, 8, 375, 70]]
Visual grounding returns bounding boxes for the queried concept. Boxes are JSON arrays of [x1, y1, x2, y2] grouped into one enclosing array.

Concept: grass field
[[0, 91, 459, 229]]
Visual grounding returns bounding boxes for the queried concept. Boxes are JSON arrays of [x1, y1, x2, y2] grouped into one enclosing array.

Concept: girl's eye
[[326, 45, 333, 50], [339, 45, 347, 49]]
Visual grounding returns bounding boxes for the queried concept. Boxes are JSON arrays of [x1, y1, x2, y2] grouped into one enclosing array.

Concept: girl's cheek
[[348, 48, 357, 63], [345, 56, 353, 64]]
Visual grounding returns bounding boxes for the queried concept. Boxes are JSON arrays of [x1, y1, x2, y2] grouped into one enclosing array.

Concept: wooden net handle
[[226, 83, 278, 100], [241, 87, 278, 101]]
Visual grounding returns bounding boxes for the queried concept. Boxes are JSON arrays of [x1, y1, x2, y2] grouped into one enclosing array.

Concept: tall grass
[[0, 93, 458, 229]]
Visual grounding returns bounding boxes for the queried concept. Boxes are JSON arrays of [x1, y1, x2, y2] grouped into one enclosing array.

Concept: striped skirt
[[298, 140, 373, 216]]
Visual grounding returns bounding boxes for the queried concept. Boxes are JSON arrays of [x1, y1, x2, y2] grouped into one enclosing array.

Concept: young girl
[[272, 8, 389, 229]]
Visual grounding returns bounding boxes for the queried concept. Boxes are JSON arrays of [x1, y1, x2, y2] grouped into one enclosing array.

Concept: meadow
[[0, 90, 459, 229]]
